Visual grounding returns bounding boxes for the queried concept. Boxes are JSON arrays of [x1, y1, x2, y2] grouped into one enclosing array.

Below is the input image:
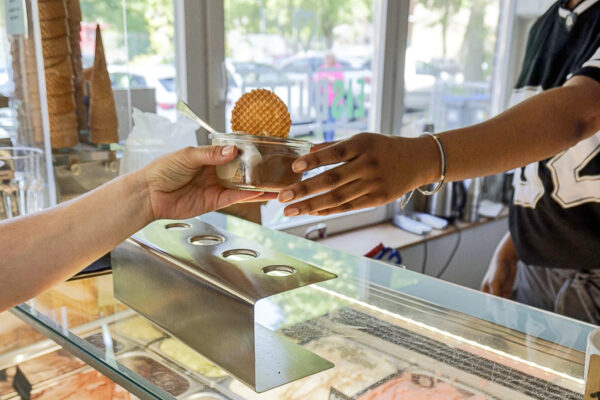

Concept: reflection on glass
[[402, 0, 500, 136], [225, 1, 377, 228], [225, 0, 375, 143], [80, 0, 176, 121]]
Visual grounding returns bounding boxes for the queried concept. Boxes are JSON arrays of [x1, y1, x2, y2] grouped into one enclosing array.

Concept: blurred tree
[[418, 0, 463, 58], [80, 0, 173, 64], [143, 0, 175, 63], [225, 0, 372, 53], [460, 0, 487, 81]]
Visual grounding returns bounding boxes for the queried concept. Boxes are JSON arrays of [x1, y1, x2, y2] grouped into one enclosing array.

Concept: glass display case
[[0, 0, 175, 210], [3, 213, 594, 400]]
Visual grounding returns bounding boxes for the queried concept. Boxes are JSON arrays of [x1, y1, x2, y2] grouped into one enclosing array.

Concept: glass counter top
[[5, 213, 595, 400]]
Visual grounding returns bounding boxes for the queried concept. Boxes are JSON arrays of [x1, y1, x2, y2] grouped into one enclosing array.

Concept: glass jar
[[211, 133, 311, 192], [0, 147, 44, 219]]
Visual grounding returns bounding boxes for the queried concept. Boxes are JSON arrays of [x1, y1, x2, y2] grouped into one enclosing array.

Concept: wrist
[[412, 134, 443, 188], [125, 170, 154, 226]]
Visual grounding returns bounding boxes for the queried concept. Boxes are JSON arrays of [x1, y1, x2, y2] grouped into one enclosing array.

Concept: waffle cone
[[18, 72, 42, 94], [10, 38, 19, 58], [49, 112, 78, 148], [74, 81, 86, 129], [71, 55, 86, 129], [44, 55, 67, 69], [82, 67, 92, 82], [33, 126, 45, 144], [41, 36, 70, 58], [45, 73, 74, 95], [231, 89, 291, 137], [26, 86, 42, 108], [38, 0, 67, 21], [24, 58, 40, 74], [28, 107, 44, 128], [70, 35, 81, 58], [66, 0, 82, 22], [89, 25, 118, 144], [44, 55, 73, 78], [40, 18, 68, 39], [21, 39, 38, 58], [47, 92, 76, 114], [68, 7, 84, 129]]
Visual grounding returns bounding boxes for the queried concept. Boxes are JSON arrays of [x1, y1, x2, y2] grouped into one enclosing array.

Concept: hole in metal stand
[[165, 222, 191, 230], [222, 249, 259, 261], [262, 265, 296, 277], [189, 235, 225, 245]]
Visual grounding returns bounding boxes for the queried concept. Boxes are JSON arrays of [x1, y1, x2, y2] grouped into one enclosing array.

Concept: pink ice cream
[[356, 373, 489, 400]]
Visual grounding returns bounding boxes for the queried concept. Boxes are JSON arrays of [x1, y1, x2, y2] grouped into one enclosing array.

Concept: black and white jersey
[[509, 0, 600, 270]]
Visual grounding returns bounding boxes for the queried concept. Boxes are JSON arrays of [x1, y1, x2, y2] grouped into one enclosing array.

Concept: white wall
[[367, 218, 508, 290]]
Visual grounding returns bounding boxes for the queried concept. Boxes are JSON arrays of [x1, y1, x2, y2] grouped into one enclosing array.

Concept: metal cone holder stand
[[112, 217, 337, 393]]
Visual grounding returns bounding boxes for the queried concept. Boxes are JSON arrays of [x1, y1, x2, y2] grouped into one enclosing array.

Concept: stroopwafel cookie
[[231, 89, 291, 138]]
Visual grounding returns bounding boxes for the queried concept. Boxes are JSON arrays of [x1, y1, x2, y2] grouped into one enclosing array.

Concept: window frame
[[174, 0, 409, 236], [174, 0, 507, 236]]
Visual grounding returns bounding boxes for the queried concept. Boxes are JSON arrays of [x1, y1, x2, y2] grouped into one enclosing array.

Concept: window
[[224, 0, 375, 143], [80, 0, 176, 121], [224, 0, 380, 230], [180, 1, 507, 235], [401, 0, 501, 137]]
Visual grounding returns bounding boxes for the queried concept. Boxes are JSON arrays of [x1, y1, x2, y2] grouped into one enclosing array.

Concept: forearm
[[493, 232, 518, 264], [420, 79, 600, 184], [0, 171, 152, 311]]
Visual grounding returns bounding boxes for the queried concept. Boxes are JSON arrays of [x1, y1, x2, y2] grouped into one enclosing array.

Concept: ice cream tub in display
[[354, 371, 493, 400], [117, 351, 200, 398], [151, 338, 229, 382], [85, 331, 131, 354], [0, 347, 89, 399], [227, 335, 406, 400], [15, 348, 87, 385], [211, 132, 310, 192], [112, 315, 165, 346], [182, 392, 228, 400], [29, 369, 134, 399]]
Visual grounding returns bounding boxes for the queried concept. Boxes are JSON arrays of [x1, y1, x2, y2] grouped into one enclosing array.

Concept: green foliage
[[225, 0, 372, 52], [80, 0, 173, 64]]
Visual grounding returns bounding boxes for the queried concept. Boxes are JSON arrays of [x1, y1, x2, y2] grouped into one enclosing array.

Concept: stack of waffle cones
[[66, 0, 86, 131], [88, 25, 118, 144], [11, 0, 105, 149], [11, 35, 44, 145], [38, 0, 78, 148]]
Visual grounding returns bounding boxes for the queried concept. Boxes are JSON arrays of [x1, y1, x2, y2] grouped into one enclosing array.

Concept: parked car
[[108, 65, 176, 120]]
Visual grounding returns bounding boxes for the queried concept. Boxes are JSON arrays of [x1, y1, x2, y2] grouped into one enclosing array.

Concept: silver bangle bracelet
[[399, 132, 447, 209], [417, 132, 447, 196]]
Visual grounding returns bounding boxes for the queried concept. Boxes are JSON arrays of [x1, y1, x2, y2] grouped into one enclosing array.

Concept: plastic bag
[[119, 108, 199, 175]]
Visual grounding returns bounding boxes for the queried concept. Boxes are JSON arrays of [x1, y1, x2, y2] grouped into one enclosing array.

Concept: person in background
[[316, 52, 344, 142], [277, 0, 600, 323], [0, 146, 273, 313]]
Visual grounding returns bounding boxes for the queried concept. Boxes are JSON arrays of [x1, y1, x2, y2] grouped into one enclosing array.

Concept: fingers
[[217, 190, 266, 208], [278, 162, 361, 204], [291, 138, 361, 173], [305, 194, 387, 216], [283, 179, 371, 216], [310, 141, 338, 153], [239, 192, 278, 202], [179, 145, 237, 169]]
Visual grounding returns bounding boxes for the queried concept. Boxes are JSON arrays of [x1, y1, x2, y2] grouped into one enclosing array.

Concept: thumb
[[180, 145, 238, 169]]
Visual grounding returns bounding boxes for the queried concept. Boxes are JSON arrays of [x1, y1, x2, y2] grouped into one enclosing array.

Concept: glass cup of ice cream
[[211, 132, 311, 192]]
